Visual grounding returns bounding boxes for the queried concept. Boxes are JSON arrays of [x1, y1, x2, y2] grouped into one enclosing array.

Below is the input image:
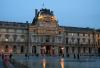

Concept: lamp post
[[26, 21, 29, 58], [61, 47, 64, 57]]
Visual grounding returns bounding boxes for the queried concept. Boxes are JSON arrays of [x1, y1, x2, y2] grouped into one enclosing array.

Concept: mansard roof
[[96, 29, 100, 33], [0, 21, 28, 28], [39, 8, 54, 16], [32, 8, 54, 25], [60, 26, 95, 32], [0, 21, 98, 33]]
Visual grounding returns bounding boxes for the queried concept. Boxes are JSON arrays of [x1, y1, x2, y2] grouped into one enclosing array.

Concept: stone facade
[[0, 8, 100, 57]]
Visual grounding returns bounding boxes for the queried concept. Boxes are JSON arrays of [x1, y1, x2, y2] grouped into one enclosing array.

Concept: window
[[16, 30, 22, 33], [77, 38, 80, 44], [13, 35, 17, 41], [21, 35, 25, 39], [0, 34, 1, 37], [59, 31, 61, 34], [21, 46, 24, 53], [40, 36, 44, 42], [46, 35, 50, 42], [5, 34, 9, 41], [0, 29, 6, 32], [52, 37, 55, 42], [13, 45, 17, 53], [71, 37, 75, 42], [66, 32, 68, 35], [8, 29, 15, 32], [32, 35, 37, 42], [83, 38, 86, 42], [66, 38, 68, 44]]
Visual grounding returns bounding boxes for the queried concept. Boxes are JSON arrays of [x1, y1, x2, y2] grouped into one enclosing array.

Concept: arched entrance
[[13, 45, 17, 53], [32, 46, 36, 55], [59, 46, 64, 56], [41, 45, 54, 56], [21, 46, 24, 53], [5, 45, 9, 52], [98, 47, 100, 56], [46, 45, 51, 55]]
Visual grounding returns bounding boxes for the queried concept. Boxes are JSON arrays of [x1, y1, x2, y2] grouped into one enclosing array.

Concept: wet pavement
[[1, 54, 100, 68], [0, 56, 15, 68], [0, 57, 4, 68], [12, 55, 100, 68]]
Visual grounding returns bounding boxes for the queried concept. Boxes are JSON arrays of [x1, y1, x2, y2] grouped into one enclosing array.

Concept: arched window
[[5, 34, 9, 41], [13, 45, 17, 53], [21, 46, 24, 53], [13, 35, 17, 42], [32, 46, 36, 54], [5, 45, 9, 52]]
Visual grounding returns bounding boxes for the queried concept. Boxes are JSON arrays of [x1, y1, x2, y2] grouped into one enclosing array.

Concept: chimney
[[35, 9, 38, 17]]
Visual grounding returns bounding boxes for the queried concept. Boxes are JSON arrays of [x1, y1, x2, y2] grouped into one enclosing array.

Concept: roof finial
[[42, 2, 45, 8], [43, 2, 44, 7]]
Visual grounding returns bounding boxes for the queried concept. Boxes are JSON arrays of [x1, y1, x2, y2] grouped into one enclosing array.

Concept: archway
[[45, 45, 51, 55], [98, 47, 100, 56], [5, 45, 9, 52], [13, 45, 17, 53], [21, 46, 24, 53], [59, 46, 64, 56], [32, 46, 36, 55]]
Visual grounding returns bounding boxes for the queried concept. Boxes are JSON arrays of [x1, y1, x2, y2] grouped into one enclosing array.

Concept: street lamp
[[5, 38, 8, 42], [61, 47, 64, 57], [61, 47, 64, 50]]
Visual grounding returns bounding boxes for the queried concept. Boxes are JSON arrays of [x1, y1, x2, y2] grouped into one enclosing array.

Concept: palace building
[[0, 8, 100, 57]]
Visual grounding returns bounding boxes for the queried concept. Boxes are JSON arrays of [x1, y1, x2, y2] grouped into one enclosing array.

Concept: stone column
[[80, 48, 82, 54], [36, 46, 41, 55], [75, 47, 78, 54], [69, 47, 72, 54], [64, 46, 66, 56], [17, 46, 20, 54], [91, 48, 95, 54], [54, 46, 58, 56], [28, 45, 32, 54]]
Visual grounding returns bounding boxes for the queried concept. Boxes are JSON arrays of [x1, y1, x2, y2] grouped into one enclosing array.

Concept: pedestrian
[[9, 54, 12, 59], [2, 54, 4, 60], [77, 54, 79, 59], [67, 53, 69, 57], [25, 53, 27, 57], [74, 54, 76, 59]]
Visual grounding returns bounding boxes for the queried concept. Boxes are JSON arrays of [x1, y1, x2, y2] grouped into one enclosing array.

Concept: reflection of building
[[0, 8, 100, 56]]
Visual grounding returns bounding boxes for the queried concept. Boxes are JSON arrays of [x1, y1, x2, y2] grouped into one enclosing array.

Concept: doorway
[[98, 47, 100, 56], [45, 45, 51, 55], [32, 46, 36, 55]]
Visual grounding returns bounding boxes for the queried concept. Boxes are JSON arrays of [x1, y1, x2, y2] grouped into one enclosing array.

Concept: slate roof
[[32, 8, 54, 25], [60, 26, 95, 32], [0, 21, 28, 27]]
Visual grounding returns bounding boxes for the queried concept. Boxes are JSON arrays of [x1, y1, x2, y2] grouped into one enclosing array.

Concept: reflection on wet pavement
[[42, 58, 46, 68], [60, 58, 64, 68], [13, 56, 100, 68]]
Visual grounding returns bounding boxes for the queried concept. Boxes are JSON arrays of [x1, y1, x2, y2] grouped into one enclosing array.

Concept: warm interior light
[[38, 16, 43, 19], [5, 39, 8, 41], [60, 58, 64, 68], [61, 47, 64, 50], [1, 49, 4, 52], [51, 16, 56, 20], [9, 48, 13, 53], [42, 58, 46, 68]]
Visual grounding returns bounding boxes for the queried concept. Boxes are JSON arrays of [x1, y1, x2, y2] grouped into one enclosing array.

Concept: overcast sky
[[0, 0, 100, 29]]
